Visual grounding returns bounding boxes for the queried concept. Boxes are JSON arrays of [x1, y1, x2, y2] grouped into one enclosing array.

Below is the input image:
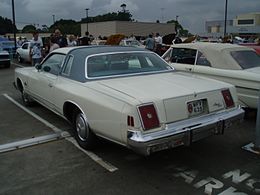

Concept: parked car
[[162, 42, 260, 109], [239, 43, 260, 55], [119, 39, 145, 48], [91, 39, 107, 46], [14, 46, 244, 155], [0, 47, 11, 68], [16, 41, 31, 63], [0, 37, 16, 57]]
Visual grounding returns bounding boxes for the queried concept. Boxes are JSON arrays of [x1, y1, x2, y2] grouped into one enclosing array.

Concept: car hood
[[95, 72, 230, 103]]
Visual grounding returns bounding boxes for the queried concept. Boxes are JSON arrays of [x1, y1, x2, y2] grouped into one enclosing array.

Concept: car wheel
[[17, 54, 23, 63], [74, 112, 97, 150], [21, 90, 34, 107]]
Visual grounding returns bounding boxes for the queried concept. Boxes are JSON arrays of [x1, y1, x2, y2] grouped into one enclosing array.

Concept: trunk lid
[[95, 72, 228, 123]]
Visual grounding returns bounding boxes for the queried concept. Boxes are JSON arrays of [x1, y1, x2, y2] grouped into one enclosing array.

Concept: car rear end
[[126, 86, 244, 155]]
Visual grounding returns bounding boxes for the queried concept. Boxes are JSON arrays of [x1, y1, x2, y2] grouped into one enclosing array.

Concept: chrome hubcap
[[76, 114, 89, 141]]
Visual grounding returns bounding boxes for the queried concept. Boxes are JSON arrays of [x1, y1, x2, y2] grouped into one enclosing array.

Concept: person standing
[[145, 34, 155, 51], [155, 33, 163, 55], [54, 29, 68, 48], [79, 31, 90, 46], [29, 31, 43, 66], [67, 35, 77, 47], [49, 36, 60, 52]]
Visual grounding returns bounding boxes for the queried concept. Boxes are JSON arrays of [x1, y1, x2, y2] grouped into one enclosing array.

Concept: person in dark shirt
[[80, 31, 90, 46], [54, 29, 68, 48]]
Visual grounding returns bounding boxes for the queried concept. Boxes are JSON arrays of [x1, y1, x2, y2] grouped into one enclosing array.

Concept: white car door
[[166, 47, 196, 73], [20, 42, 30, 61], [28, 53, 66, 110]]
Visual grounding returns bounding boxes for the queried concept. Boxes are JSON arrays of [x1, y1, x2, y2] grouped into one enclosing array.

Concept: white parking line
[[0, 134, 62, 153], [3, 94, 118, 172]]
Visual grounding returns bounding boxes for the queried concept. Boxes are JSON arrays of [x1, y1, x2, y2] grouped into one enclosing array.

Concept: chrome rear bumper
[[127, 108, 244, 155]]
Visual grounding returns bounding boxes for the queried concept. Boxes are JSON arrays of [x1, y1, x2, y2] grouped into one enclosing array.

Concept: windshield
[[230, 50, 260, 69], [87, 52, 173, 78]]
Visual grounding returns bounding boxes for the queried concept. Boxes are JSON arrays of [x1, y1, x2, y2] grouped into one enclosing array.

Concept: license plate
[[187, 100, 204, 116]]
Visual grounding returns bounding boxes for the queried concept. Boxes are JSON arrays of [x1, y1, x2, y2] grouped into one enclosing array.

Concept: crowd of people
[[144, 32, 163, 55], [26, 29, 94, 66]]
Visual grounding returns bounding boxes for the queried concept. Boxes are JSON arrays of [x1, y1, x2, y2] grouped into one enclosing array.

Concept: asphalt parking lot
[[0, 61, 259, 195]]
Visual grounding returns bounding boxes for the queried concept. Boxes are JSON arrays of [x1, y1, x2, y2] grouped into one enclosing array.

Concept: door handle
[[48, 83, 53, 88], [185, 67, 192, 71]]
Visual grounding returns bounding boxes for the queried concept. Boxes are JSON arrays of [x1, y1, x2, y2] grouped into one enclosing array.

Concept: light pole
[[11, 0, 17, 50], [224, 0, 228, 37], [52, 14, 56, 24], [85, 8, 89, 32], [160, 8, 165, 23], [176, 15, 179, 22], [175, 15, 179, 35]]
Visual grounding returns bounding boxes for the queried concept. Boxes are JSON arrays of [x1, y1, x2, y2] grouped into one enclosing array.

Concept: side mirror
[[43, 66, 51, 72], [35, 63, 42, 70]]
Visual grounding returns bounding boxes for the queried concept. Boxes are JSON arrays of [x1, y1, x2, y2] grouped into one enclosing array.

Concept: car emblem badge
[[147, 113, 153, 119]]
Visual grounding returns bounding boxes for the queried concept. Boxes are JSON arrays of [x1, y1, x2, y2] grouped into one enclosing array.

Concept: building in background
[[205, 12, 260, 39], [81, 21, 175, 38]]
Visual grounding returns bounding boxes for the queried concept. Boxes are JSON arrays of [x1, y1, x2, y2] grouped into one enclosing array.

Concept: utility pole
[[224, 0, 228, 37], [160, 8, 165, 23], [52, 15, 56, 24], [85, 8, 89, 32], [11, 0, 17, 51]]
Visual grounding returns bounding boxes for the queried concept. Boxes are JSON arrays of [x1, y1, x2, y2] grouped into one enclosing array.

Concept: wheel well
[[63, 102, 81, 123], [16, 78, 23, 92]]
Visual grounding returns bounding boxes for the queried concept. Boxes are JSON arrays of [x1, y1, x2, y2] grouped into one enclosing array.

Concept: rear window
[[230, 50, 260, 69], [86, 52, 172, 78]]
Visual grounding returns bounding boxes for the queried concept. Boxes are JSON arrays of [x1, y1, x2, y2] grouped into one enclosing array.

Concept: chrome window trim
[[84, 51, 173, 80], [61, 54, 74, 76]]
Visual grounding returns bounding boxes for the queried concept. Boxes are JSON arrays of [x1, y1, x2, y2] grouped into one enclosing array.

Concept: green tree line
[[1, 10, 189, 37]]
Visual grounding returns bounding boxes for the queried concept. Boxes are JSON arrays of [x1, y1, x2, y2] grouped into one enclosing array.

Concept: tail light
[[138, 104, 160, 130], [221, 89, 234, 108]]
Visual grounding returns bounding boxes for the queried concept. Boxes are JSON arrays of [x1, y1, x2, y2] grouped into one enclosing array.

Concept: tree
[[167, 19, 192, 36], [81, 11, 133, 23], [49, 19, 80, 36], [22, 25, 36, 33], [0, 16, 17, 35]]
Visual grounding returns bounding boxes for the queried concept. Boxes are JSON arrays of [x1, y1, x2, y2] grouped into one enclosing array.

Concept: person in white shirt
[[67, 35, 77, 47], [29, 31, 43, 66], [155, 33, 163, 55]]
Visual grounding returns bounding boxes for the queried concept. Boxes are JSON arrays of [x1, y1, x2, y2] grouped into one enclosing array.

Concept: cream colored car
[[14, 46, 244, 155], [162, 42, 260, 109]]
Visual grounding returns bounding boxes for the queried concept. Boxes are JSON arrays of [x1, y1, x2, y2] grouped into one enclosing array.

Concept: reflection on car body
[[14, 46, 244, 155], [162, 42, 260, 109]]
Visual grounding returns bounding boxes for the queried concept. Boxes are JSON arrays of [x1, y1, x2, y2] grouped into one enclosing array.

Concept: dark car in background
[[0, 37, 16, 57], [0, 47, 11, 68]]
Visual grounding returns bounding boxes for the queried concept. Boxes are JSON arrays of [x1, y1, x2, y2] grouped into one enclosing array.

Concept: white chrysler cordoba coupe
[[162, 42, 260, 109], [14, 46, 244, 155]]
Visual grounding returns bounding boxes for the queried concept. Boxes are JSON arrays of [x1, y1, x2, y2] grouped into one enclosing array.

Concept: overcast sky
[[1, 0, 260, 34]]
